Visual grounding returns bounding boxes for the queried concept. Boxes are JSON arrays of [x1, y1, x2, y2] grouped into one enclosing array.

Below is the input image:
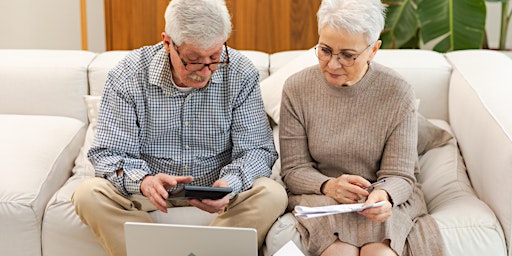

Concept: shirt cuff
[[221, 174, 243, 199]]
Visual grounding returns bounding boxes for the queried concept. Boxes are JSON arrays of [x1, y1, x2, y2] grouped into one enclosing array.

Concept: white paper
[[294, 201, 386, 219], [274, 240, 305, 256]]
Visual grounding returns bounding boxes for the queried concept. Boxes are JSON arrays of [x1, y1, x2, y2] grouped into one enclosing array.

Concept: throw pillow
[[71, 95, 101, 176], [417, 113, 453, 155]]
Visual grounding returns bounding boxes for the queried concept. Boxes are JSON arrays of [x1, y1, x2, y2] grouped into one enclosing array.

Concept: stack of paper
[[294, 201, 386, 219]]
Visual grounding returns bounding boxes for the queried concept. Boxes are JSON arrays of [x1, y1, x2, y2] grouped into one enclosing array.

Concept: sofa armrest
[[446, 50, 512, 255]]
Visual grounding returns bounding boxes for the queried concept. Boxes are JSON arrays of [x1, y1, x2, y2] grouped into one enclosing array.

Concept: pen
[[365, 179, 386, 191]]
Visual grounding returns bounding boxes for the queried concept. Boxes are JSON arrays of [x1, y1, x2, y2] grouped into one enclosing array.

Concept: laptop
[[124, 222, 258, 256]]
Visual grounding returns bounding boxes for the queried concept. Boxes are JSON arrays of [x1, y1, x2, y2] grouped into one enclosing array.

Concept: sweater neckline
[[317, 63, 376, 97]]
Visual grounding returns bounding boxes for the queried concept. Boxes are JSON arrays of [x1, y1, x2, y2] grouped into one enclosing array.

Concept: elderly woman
[[279, 0, 445, 255]]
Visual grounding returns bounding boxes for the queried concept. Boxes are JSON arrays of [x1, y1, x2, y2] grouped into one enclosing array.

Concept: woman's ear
[[368, 40, 382, 62]]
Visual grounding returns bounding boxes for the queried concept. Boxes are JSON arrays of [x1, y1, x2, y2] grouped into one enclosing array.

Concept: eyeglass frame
[[171, 40, 230, 72], [314, 41, 375, 67]]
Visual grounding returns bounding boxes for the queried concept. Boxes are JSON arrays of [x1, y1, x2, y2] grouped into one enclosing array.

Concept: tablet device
[[170, 185, 232, 200]]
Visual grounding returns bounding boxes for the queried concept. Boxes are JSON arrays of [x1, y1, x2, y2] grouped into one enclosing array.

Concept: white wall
[[0, 0, 82, 50], [0, 1, 510, 52], [0, 0, 105, 52], [486, 1, 512, 50]]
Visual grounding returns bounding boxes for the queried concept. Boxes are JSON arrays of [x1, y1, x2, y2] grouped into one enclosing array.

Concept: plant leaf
[[380, 0, 420, 49], [418, 0, 487, 52]]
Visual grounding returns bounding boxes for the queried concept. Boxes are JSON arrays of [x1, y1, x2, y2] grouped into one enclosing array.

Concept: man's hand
[[188, 179, 230, 214], [140, 174, 193, 213], [322, 174, 371, 204]]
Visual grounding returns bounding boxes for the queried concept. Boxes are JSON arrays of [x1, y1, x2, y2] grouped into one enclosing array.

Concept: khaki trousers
[[72, 177, 287, 256]]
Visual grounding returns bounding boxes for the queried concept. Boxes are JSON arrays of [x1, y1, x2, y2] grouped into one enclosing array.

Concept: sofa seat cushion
[[419, 120, 506, 256], [0, 114, 85, 256], [263, 119, 506, 256]]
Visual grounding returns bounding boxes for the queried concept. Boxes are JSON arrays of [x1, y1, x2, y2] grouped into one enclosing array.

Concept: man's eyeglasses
[[314, 42, 374, 67], [171, 41, 230, 72]]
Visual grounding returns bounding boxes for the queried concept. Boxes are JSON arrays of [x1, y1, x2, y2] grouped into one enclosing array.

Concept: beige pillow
[[71, 95, 101, 176], [417, 113, 453, 155]]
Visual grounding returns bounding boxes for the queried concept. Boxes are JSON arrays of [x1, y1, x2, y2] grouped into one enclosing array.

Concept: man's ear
[[162, 33, 171, 52]]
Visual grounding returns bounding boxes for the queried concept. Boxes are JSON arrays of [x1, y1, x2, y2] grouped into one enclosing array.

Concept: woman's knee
[[360, 242, 397, 256]]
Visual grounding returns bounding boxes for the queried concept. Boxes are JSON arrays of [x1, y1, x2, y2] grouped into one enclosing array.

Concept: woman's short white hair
[[317, 0, 386, 44], [165, 0, 232, 49]]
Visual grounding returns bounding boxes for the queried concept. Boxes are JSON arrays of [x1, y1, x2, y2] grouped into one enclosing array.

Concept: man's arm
[[219, 69, 278, 196], [87, 72, 151, 196]]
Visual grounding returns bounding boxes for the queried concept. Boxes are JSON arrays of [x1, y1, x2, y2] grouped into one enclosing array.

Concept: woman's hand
[[322, 174, 371, 204], [187, 179, 231, 214], [140, 173, 193, 213], [358, 189, 392, 222]]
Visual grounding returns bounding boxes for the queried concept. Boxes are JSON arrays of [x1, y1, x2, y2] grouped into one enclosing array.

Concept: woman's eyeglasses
[[314, 42, 374, 67]]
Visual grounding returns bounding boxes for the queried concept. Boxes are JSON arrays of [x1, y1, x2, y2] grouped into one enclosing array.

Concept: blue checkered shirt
[[88, 42, 277, 196]]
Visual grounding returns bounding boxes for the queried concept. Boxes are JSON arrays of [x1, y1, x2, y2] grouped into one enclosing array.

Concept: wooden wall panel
[[226, 0, 321, 53], [105, 0, 321, 53], [105, 0, 168, 50]]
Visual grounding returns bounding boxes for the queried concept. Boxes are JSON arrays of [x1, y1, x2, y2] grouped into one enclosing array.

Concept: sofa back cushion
[[88, 51, 130, 96], [262, 49, 452, 125], [0, 50, 96, 123]]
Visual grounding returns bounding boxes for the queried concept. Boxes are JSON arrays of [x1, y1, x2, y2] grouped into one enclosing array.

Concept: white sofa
[[0, 48, 511, 256]]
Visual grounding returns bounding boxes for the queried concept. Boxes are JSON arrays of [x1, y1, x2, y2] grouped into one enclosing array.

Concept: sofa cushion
[[0, 50, 96, 123], [88, 51, 130, 96], [417, 114, 453, 156], [0, 114, 85, 256], [239, 50, 270, 81], [72, 96, 101, 176]]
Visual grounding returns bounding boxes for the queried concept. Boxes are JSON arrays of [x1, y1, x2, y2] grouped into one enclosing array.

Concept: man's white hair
[[165, 0, 232, 48]]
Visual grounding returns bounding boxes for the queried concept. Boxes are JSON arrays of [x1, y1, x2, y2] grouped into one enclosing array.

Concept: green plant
[[486, 0, 511, 50], [380, 0, 487, 52]]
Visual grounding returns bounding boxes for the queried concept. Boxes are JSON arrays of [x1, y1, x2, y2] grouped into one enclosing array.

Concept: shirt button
[[185, 95, 192, 101], [185, 145, 190, 150], [184, 165, 189, 170], [184, 121, 189, 126], [131, 174, 137, 179]]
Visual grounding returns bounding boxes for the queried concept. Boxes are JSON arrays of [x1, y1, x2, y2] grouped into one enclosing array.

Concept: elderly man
[[71, 0, 287, 255]]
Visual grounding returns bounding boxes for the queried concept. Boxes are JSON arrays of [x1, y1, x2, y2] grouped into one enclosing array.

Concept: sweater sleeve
[[279, 80, 331, 195], [376, 85, 418, 206]]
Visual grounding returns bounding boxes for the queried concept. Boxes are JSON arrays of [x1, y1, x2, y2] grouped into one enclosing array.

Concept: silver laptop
[[124, 222, 258, 256]]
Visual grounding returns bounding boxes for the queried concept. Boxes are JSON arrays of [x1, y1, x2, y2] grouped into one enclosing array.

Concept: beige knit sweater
[[279, 63, 444, 256]]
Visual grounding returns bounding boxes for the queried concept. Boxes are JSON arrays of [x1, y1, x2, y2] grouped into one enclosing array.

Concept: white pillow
[[71, 95, 101, 176], [261, 48, 317, 125]]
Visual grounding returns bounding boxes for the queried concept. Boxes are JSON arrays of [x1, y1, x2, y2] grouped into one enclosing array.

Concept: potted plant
[[380, 0, 487, 52]]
